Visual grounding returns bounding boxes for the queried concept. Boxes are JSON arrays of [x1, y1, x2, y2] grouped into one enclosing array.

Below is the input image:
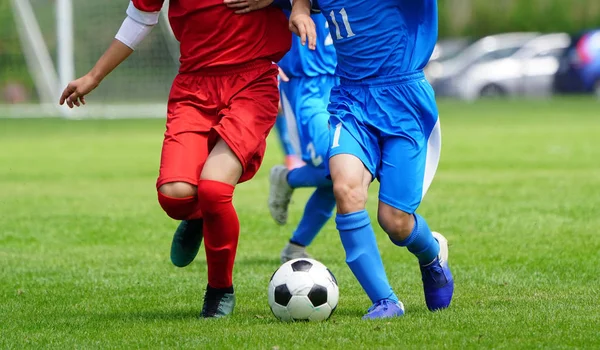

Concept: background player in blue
[[267, 12, 339, 263], [287, 0, 455, 319], [273, 73, 305, 171]]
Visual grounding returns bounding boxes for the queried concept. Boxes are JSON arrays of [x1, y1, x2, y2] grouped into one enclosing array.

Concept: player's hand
[[223, 0, 273, 14], [289, 13, 316, 50], [59, 74, 99, 108], [278, 67, 290, 82]]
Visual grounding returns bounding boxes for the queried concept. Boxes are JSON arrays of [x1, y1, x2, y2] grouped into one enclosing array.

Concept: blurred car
[[430, 32, 541, 99], [435, 33, 570, 100], [554, 29, 600, 97], [425, 38, 472, 83]]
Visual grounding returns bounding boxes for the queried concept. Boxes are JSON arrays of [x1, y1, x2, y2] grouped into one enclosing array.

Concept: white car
[[452, 33, 571, 100], [431, 32, 542, 99]]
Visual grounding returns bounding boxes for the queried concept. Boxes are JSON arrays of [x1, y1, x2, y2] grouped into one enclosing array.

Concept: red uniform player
[[59, 0, 291, 318]]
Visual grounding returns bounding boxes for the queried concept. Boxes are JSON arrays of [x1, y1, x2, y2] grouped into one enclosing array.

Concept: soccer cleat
[[200, 286, 236, 318], [420, 231, 454, 311], [170, 219, 203, 268], [362, 299, 405, 320], [268, 165, 294, 225], [280, 242, 313, 263]]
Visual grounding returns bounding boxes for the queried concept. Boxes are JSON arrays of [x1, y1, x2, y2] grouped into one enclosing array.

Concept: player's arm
[[59, 1, 162, 108], [289, 0, 316, 50]]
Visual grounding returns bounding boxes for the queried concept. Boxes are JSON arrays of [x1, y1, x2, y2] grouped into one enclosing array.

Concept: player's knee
[[157, 182, 198, 220], [332, 181, 367, 214], [158, 182, 197, 198], [377, 205, 414, 242]]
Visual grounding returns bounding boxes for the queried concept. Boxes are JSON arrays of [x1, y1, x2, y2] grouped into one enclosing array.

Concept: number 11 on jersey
[[329, 8, 355, 40]]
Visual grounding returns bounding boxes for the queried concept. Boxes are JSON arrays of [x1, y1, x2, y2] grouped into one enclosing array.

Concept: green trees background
[[438, 0, 600, 37], [1, 0, 599, 103]]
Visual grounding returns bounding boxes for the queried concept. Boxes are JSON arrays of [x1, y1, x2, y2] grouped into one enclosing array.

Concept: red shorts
[[156, 60, 279, 188]]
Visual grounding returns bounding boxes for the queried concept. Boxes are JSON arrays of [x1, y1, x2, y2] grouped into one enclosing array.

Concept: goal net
[[0, 0, 179, 118]]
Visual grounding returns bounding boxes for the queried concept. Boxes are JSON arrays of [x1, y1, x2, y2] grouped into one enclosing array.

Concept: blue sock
[[392, 213, 440, 265], [290, 187, 336, 247], [287, 166, 332, 188], [336, 210, 398, 303]]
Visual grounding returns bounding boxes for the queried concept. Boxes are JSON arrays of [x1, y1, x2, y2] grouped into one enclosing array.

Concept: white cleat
[[268, 165, 294, 225], [280, 242, 312, 263]]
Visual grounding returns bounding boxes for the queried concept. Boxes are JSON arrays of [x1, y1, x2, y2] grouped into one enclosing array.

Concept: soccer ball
[[268, 258, 339, 322]]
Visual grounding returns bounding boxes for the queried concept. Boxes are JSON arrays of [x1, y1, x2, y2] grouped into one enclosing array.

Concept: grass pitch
[[1, 98, 599, 349]]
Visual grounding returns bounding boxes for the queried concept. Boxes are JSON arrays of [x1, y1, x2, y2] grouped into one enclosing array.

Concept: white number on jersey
[[307, 142, 323, 166], [329, 8, 355, 40], [331, 123, 342, 149]]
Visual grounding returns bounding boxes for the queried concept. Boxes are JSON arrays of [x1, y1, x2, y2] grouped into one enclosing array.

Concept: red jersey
[[132, 0, 291, 73]]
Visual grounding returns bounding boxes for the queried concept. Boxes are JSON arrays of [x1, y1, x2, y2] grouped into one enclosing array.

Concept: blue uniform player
[[288, 0, 455, 319], [267, 12, 339, 263]]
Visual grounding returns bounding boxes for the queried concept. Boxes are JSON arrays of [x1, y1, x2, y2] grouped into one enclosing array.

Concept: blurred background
[[0, 0, 599, 119]]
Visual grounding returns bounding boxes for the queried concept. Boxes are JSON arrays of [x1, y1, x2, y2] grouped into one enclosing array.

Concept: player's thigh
[[157, 130, 210, 190], [215, 63, 280, 183], [328, 86, 380, 177], [303, 111, 330, 168], [299, 76, 337, 167], [280, 81, 303, 157], [328, 119, 375, 210], [378, 130, 440, 213], [329, 153, 372, 213], [157, 79, 216, 191], [200, 137, 243, 185]]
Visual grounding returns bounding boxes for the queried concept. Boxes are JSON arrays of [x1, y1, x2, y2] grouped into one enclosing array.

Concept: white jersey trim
[[126, 1, 160, 26]]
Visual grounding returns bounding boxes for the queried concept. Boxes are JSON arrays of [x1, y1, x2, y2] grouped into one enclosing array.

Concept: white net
[[0, 0, 179, 118]]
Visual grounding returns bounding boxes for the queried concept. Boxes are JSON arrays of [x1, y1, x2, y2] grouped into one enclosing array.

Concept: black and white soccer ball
[[268, 258, 339, 322]]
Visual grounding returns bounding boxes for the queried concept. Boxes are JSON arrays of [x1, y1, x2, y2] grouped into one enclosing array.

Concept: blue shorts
[[280, 75, 337, 168], [328, 71, 441, 214]]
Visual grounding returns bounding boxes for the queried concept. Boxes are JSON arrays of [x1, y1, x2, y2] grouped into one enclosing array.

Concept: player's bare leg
[[196, 138, 243, 318], [329, 154, 404, 319], [158, 182, 205, 268], [378, 202, 454, 311]]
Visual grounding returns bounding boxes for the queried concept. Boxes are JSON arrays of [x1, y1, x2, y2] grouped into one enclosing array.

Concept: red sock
[[157, 191, 203, 220], [196, 179, 239, 289]]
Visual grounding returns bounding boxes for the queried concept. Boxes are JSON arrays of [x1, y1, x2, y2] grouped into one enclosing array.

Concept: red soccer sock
[[196, 179, 239, 289], [157, 191, 202, 220]]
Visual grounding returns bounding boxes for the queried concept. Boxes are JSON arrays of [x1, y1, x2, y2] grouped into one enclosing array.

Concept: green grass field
[[1, 99, 599, 349]]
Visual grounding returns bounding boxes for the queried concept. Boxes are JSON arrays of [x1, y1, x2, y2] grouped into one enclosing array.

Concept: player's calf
[[158, 182, 204, 268], [377, 203, 414, 242]]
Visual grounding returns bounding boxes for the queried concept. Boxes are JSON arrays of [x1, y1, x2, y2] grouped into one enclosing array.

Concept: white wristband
[[115, 16, 154, 50]]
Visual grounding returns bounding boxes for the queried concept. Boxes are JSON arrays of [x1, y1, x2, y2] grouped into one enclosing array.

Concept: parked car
[[554, 29, 600, 97], [425, 38, 472, 84], [430, 32, 540, 99], [437, 33, 570, 100]]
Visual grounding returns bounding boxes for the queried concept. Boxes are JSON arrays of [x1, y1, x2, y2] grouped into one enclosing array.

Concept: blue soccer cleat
[[362, 299, 405, 320], [421, 232, 454, 311]]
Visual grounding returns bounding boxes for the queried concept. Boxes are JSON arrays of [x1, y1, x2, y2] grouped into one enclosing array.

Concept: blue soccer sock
[[290, 187, 336, 247], [392, 213, 440, 265], [336, 210, 398, 303], [287, 166, 332, 189]]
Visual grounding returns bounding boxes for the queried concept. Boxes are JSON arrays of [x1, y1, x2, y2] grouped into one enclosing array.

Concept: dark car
[[554, 29, 600, 97]]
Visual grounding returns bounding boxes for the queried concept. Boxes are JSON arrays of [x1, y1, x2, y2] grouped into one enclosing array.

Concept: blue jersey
[[317, 0, 438, 81], [278, 13, 337, 78]]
